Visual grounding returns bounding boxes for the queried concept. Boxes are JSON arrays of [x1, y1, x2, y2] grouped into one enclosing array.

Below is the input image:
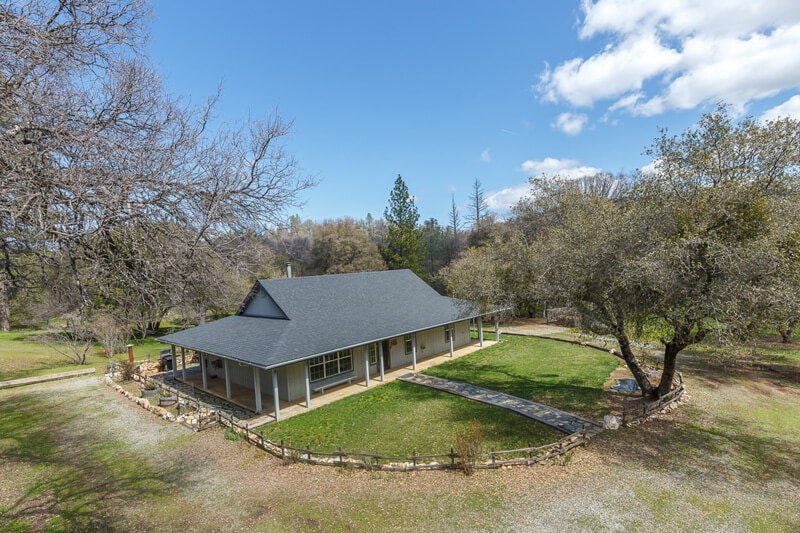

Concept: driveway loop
[[398, 373, 603, 436]]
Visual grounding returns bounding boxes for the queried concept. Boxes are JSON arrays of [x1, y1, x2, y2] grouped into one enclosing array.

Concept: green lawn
[[259, 335, 620, 456], [425, 335, 622, 419], [0, 328, 171, 382], [258, 380, 563, 456]]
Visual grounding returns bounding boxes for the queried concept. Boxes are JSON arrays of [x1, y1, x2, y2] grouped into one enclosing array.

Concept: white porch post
[[495, 316, 500, 342], [171, 345, 177, 379], [304, 361, 312, 408], [181, 347, 187, 380], [253, 367, 262, 413], [224, 358, 231, 399], [272, 369, 280, 421], [478, 319, 484, 347], [200, 352, 208, 389], [378, 342, 385, 382], [411, 334, 417, 371], [449, 325, 454, 357], [363, 347, 370, 388]]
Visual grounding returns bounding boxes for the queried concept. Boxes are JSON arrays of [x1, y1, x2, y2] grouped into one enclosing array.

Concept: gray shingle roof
[[158, 269, 486, 369]]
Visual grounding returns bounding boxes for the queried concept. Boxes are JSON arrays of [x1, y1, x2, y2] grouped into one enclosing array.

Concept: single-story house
[[158, 269, 501, 419]]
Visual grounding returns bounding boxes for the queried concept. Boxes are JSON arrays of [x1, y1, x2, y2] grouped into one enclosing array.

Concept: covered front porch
[[172, 338, 497, 427]]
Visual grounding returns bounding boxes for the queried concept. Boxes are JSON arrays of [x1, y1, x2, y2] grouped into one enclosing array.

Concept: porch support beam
[[363, 347, 370, 388], [181, 347, 187, 380], [495, 316, 500, 342], [378, 342, 385, 382], [253, 367, 262, 413], [272, 369, 280, 421], [304, 361, 312, 408], [449, 325, 454, 357], [411, 334, 417, 371], [478, 319, 484, 347], [224, 358, 231, 399], [200, 352, 208, 389], [171, 345, 177, 379]]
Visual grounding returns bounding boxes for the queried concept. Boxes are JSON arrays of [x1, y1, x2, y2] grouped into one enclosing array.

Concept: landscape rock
[[603, 415, 621, 430]]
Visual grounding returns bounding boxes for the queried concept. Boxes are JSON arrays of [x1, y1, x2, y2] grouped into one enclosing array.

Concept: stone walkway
[[398, 373, 603, 436]]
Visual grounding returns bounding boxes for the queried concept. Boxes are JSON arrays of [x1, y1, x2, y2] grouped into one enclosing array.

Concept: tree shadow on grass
[[592, 395, 799, 487], [0, 391, 207, 531]]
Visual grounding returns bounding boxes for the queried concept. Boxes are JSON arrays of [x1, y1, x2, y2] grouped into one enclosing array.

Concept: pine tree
[[381, 175, 424, 274]]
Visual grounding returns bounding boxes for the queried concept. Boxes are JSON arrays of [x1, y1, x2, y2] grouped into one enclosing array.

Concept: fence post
[[450, 447, 455, 466], [412, 450, 417, 467], [528, 443, 533, 461], [281, 439, 285, 461], [491, 448, 495, 464]]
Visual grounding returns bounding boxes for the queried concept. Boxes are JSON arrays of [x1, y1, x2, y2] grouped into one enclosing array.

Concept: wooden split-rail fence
[[215, 410, 591, 472]]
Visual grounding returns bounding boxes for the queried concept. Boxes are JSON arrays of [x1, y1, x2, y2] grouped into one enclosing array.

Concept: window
[[404, 334, 413, 355], [444, 325, 452, 343], [309, 349, 353, 382], [368, 343, 377, 365]]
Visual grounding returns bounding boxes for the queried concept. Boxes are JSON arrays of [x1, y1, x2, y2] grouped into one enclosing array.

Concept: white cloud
[[485, 183, 534, 212], [520, 157, 602, 179], [485, 158, 603, 212], [540, 0, 800, 117], [480, 149, 491, 162], [554, 112, 589, 135], [760, 94, 800, 121]]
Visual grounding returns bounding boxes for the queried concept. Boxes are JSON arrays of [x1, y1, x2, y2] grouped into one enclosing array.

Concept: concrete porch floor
[[178, 339, 497, 427]]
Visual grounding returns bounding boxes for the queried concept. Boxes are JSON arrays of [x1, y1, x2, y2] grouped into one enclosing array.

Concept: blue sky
[[148, 1, 800, 226]]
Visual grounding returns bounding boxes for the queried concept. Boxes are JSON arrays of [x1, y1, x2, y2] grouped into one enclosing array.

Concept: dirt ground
[[1, 350, 799, 531]]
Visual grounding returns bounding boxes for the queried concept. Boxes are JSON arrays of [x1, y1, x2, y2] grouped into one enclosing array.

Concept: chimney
[[286, 261, 293, 278]]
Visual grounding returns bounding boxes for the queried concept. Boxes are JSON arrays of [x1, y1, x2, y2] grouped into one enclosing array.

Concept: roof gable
[[237, 283, 287, 319]]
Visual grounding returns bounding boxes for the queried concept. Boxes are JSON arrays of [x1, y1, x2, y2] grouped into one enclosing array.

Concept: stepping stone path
[[399, 373, 603, 436]]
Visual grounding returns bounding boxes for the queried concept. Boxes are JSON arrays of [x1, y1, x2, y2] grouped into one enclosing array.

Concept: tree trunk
[[779, 320, 796, 343], [0, 276, 10, 332], [616, 334, 655, 397], [657, 342, 683, 398]]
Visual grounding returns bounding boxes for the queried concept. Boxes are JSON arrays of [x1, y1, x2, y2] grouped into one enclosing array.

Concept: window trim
[[368, 343, 377, 365], [309, 348, 353, 382]]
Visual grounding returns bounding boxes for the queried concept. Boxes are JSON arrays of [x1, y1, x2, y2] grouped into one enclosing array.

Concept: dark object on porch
[[161, 350, 173, 371]]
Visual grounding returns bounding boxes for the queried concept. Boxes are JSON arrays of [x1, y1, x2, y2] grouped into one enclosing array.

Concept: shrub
[[454, 421, 483, 476], [224, 427, 244, 441], [117, 360, 134, 381]]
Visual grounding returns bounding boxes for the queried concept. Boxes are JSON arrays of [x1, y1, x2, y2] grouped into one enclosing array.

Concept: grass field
[[257, 380, 563, 456], [1, 330, 798, 531], [0, 329, 170, 382], [258, 335, 619, 455], [425, 335, 621, 419]]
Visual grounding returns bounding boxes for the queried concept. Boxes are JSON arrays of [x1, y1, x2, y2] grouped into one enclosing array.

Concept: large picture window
[[309, 349, 353, 382]]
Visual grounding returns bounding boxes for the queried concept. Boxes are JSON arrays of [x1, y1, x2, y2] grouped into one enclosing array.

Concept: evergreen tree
[[381, 175, 424, 274]]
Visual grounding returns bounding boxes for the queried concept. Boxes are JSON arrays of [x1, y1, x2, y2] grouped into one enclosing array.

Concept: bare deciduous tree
[[1, 1, 315, 341]]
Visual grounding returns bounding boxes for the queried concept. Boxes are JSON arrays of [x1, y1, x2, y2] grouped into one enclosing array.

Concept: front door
[[382, 340, 391, 370]]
